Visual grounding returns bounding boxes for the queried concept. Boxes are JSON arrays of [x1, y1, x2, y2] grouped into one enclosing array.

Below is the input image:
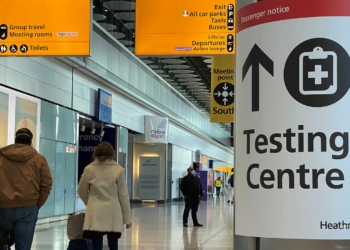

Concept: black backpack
[[0, 227, 10, 250]]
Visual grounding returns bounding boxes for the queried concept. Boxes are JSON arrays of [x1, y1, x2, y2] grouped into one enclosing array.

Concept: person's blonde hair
[[94, 142, 115, 162]]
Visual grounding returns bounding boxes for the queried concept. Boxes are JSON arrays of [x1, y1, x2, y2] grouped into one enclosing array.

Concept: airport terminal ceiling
[[92, 0, 233, 137]]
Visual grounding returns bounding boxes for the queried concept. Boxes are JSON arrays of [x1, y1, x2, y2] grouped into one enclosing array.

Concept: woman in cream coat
[[78, 142, 132, 250]]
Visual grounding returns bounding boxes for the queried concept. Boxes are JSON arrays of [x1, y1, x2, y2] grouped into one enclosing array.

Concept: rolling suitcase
[[67, 238, 93, 250], [66, 212, 92, 250]]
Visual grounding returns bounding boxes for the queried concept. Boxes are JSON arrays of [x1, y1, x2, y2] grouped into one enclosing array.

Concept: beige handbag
[[67, 212, 85, 240]]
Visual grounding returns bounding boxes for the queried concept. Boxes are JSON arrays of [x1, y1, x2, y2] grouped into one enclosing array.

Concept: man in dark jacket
[[0, 128, 52, 250], [180, 166, 204, 227]]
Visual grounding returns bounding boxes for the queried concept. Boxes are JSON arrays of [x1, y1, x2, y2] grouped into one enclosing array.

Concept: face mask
[[191, 170, 196, 175]]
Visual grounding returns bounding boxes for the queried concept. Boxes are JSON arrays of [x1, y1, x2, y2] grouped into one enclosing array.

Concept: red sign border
[[237, 0, 350, 33]]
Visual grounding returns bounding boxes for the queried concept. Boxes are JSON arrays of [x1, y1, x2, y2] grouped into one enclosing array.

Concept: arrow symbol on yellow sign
[[242, 44, 274, 112]]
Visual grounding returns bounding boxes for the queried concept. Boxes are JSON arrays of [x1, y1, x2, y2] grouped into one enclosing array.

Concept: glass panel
[[0, 91, 8, 148], [54, 142, 66, 216], [15, 97, 38, 148], [40, 101, 57, 141], [65, 143, 77, 214], [56, 106, 77, 144], [118, 126, 128, 169], [38, 138, 56, 218]]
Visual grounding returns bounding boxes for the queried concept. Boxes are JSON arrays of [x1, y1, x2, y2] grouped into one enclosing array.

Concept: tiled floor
[[30, 196, 234, 250]]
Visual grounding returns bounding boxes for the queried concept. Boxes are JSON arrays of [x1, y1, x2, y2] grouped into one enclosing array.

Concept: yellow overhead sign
[[136, 0, 236, 56], [0, 0, 90, 56], [210, 56, 235, 123], [214, 166, 234, 173]]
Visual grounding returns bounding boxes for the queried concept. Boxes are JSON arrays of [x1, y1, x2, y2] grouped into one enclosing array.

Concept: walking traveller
[[78, 142, 132, 250], [0, 128, 53, 250]]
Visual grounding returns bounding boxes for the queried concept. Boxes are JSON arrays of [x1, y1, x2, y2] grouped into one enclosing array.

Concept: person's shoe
[[183, 223, 188, 227], [194, 223, 203, 227], [227, 200, 230, 203], [231, 201, 233, 204]]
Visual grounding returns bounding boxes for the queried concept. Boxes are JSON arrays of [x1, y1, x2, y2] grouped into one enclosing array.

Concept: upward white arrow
[[223, 98, 228, 105], [223, 83, 228, 90]]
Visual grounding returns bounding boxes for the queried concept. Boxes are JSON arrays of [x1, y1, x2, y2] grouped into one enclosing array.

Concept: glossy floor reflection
[[31, 196, 233, 250]]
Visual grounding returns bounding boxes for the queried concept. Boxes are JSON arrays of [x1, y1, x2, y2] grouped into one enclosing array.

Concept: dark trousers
[[0, 205, 38, 250], [183, 196, 200, 224], [91, 233, 118, 250], [216, 187, 221, 195]]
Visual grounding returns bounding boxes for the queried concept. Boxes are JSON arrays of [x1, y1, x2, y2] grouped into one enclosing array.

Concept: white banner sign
[[236, 0, 350, 239], [144, 116, 169, 143]]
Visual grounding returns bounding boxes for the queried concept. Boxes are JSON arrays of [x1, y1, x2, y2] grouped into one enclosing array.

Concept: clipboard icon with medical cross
[[299, 47, 337, 95]]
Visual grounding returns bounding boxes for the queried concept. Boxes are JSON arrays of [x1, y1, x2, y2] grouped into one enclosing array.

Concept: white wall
[[171, 145, 193, 199], [169, 123, 233, 164]]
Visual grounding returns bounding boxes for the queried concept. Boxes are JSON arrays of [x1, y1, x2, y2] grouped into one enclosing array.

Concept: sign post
[[236, 0, 350, 240]]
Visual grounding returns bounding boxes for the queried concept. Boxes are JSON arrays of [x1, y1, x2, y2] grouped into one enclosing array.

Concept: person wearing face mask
[[180, 166, 204, 228]]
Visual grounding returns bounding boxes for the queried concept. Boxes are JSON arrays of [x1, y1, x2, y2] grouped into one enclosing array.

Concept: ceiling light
[[98, 23, 117, 31], [184, 82, 204, 85], [114, 12, 136, 21], [175, 74, 198, 78], [118, 40, 134, 46], [103, 1, 136, 11], [105, 9, 108, 12], [109, 32, 126, 39], [93, 14, 107, 22], [165, 65, 190, 69], [158, 56, 180, 59], [170, 70, 194, 74], [179, 78, 201, 82], [204, 59, 212, 63], [161, 59, 186, 64], [141, 59, 153, 64], [100, 124, 105, 137], [91, 122, 96, 135], [80, 120, 85, 132], [124, 22, 136, 30], [186, 85, 206, 89]]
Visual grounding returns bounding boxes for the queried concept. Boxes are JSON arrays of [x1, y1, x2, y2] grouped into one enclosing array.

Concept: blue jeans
[[0, 205, 39, 250], [91, 233, 118, 250]]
